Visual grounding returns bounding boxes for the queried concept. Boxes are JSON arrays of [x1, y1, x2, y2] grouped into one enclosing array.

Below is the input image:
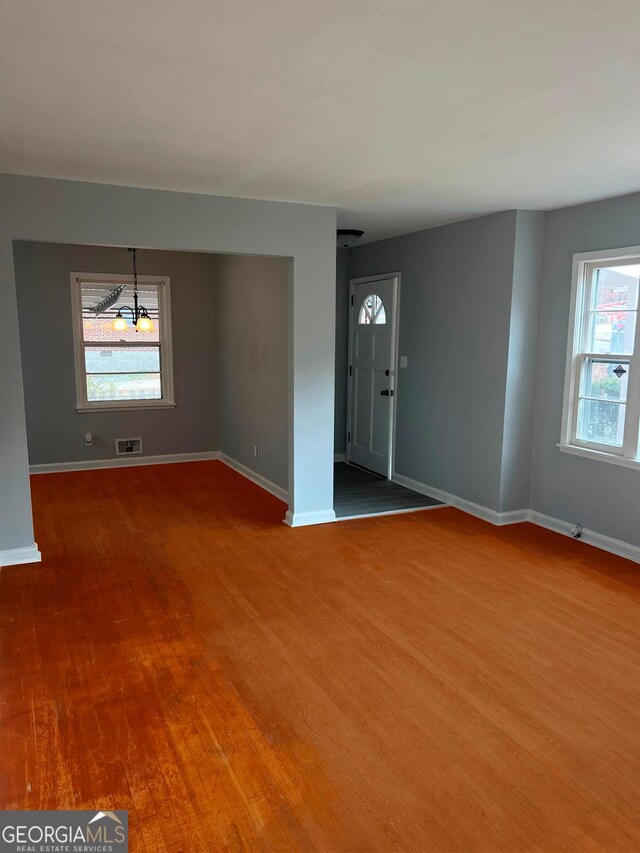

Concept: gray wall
[[499, 211, 546, 512], [349, 211, 520, 510], [14, 242, 219, 465], [216, 254, 288, 490], [0, 173, 336, 554], [345, 194, 640, 547], [530, 192, 640, 546], [14, 242, 291, 492], [334, 248, 349, 455]]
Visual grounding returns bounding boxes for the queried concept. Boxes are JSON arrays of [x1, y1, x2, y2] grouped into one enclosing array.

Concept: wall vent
[[115, 437, 143, 456]]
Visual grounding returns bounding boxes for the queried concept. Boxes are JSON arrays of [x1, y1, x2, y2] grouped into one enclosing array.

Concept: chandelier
[[112, 248, 154, 332]]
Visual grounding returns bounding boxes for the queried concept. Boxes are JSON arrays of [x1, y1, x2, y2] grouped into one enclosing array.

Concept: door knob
[[381, 389, 389, 396]]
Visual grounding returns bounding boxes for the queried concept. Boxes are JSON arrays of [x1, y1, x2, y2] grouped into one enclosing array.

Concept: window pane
[[358, 294, 386, 325], [581, 359, 629, 402], [576, 399, 625, 446], [593, 265, 639, 311], [587, 310, 636, 355], [85, 346, 160, 374], [86, 373, 162, 402], [81, 282, 160, 343]]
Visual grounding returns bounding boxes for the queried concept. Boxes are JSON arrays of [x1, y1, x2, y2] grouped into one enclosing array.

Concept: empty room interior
[[2, 2, 640, 850]]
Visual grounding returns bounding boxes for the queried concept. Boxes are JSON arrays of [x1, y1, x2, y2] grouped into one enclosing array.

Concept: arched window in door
[[358, 294, 386, 325]]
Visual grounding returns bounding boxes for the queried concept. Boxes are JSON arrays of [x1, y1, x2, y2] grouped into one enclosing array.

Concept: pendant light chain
[[132, 247, 138, 298], [112, 248, 155, 333]]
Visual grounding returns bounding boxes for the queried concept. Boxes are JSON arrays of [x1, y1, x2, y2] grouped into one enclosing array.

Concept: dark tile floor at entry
[[334, 462, 442, 518]]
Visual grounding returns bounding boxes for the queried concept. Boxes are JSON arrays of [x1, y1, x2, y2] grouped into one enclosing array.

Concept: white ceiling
[[2, 0, 640, 243]]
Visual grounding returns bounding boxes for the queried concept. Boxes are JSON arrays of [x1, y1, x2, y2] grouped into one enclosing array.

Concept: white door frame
[[346, 272, 401, 479]]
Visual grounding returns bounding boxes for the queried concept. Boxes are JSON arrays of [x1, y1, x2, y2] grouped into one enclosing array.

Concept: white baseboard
[[218, 453, 288, 503], [29, 450, 221, 474], [393, 471, 640, 564], [334, 453, 345, 463], [29, 448, 289, 502], [392, 473, 528, 526], [27, 454, 638, 561], [528, 510, 640, 564], [28, 449, 289, 501], [284, 509, 337, 527], [219, 456, 338, 526], [0, 542, 41, 568]]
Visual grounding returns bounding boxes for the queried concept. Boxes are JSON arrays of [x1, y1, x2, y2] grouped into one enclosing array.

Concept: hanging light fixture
[[112, 248, 155, 332], [337, 228, 364, 248]]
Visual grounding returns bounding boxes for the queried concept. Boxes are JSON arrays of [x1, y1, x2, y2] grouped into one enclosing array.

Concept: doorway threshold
[[333, 462, 443, 520]]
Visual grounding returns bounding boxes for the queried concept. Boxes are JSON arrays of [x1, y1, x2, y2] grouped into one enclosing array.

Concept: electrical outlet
[[400, 355, 408, 368]]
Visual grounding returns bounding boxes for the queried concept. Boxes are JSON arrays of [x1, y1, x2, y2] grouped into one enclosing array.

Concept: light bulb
[[136, 315, 154, 332], [113, 315, 127, 331]]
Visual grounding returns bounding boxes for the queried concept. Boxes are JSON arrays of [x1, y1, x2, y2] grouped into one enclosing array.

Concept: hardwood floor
[[2, 461, 640, 851]]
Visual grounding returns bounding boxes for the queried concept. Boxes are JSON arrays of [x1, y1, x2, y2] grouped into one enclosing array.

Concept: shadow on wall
[[214, 253, 289, 492]]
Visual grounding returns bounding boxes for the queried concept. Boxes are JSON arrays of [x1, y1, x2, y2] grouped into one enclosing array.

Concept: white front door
[[347, 276, 397, 477]]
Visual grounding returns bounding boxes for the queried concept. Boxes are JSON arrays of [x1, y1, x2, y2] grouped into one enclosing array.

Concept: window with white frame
[[71, 273, 174, 410], [561, 248, 640, 466], [358, 293, 387, 325]]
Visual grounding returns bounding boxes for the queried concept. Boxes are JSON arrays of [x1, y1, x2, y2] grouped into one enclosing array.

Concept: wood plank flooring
[[2, 461, 640, 851], [333, 462, 441, 518]]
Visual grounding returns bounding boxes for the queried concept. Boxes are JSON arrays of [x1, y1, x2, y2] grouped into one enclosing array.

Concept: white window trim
[[560, 246, 640, 468], [70, 272, 175, 412]]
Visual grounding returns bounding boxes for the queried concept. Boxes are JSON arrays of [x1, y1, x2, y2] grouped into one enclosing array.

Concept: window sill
[[557, 443, 640, 471], [76, 402, 176, 413]]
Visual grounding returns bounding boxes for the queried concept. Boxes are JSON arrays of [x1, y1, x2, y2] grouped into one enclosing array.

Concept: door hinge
[[349, 365, 352, 376], [348, 431, 351, 443], [350, 294, 354, 306]]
